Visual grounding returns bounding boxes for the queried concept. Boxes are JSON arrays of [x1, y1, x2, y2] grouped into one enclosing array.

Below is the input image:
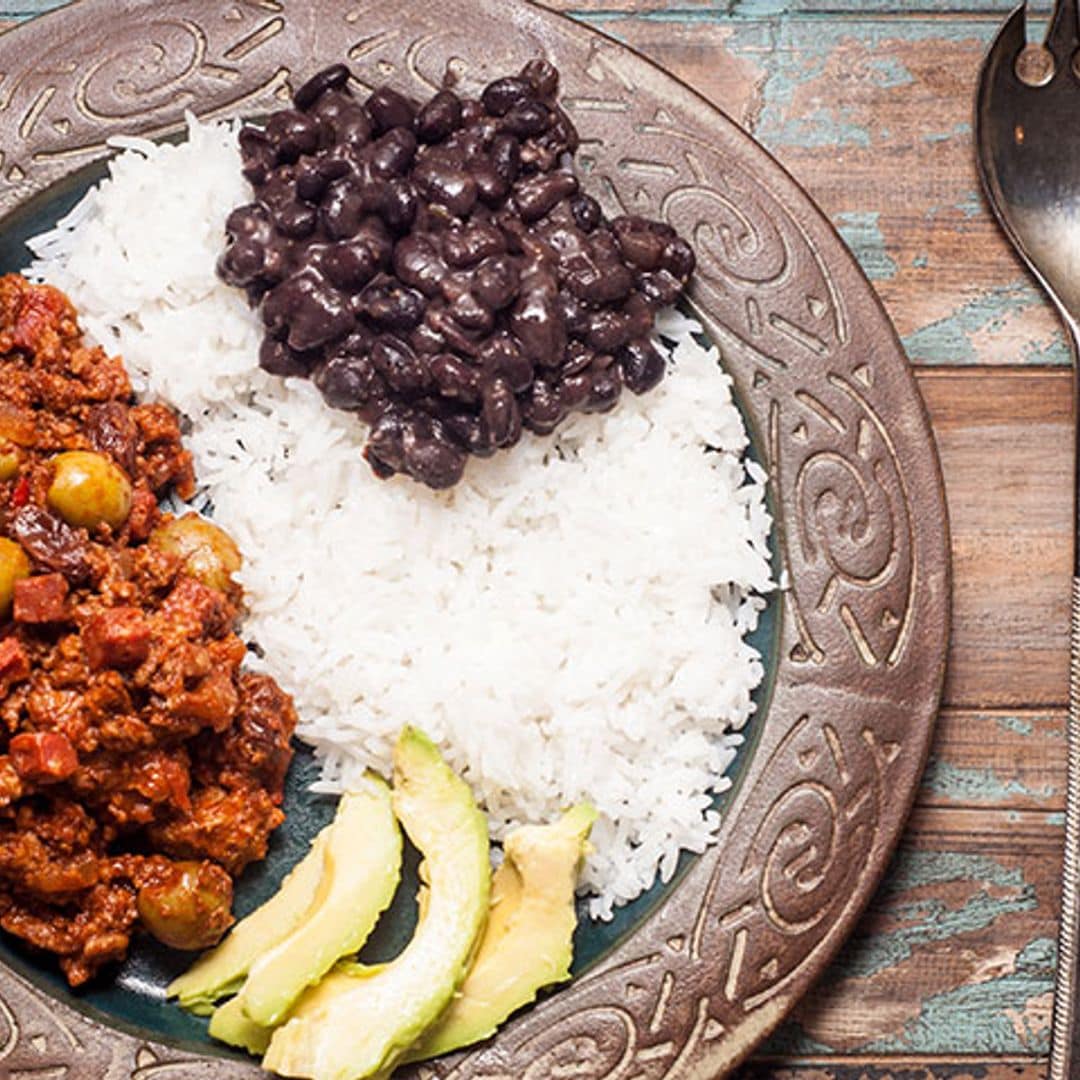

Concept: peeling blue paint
[[902, 280, 1070, 365], [925, 120, 973, 145], [922, 758, 1053, 805], [956, 189, 985, 219], [997, 715, 1035, 736], [862, 938, 1055, 1055], [835, 211, 897, 281]]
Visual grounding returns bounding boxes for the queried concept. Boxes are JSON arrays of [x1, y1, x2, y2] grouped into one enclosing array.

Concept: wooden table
[[0, 1, 1065, 1076]]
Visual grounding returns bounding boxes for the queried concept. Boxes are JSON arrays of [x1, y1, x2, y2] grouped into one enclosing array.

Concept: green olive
[[149, 513, 242, 593], [47, 450, 132, 531], [136, 860, 234, 951], [0, 442, 18, 483], [0, 538, 30, 618]]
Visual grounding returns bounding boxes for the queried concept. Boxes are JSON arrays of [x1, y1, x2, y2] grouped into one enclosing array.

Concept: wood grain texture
[[0, 0, 1063, 1077]]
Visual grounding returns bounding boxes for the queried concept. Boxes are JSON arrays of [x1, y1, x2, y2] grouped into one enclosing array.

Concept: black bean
[[637, 269, 683, 308], [556, 371, 592, 411], [226, 202, 271, 240], [380, 178, 417, 232], [295, 158, 329, 202], [519, 379, 565, 434], [365, 408, 408, 477], [481, 377, 520, 448], [440, 410, 492, 457], [623, 293, 655, 339], [218, 238, 266, 288], [265, 109, 320, 163], [415, 90, 463, 143], [619, 339, 666, 395], [473, 255, 520, 310], [260, 337, 318, 377], [569, 194, 601, 233], [370, 127, 418, 177], [482, 76, 533, 117], [556, 292, 590, 339], [612, 216, 668, 271], [513, 171, 577, 222], [472, 162, 510, 205], [561, 341, 594, 376], [294, 63, 351, 111], [318, 240, 378, 290], [501, 100, 552, 138], [275, 201, 318, 240], [313, 351, 381, 410], [510, 282, 566, 368], [360, 282, 426, 332], [334, 105, 374, 148], [430, 353, 480, 402], [238, 127, 275, 185], [490, 135, 521, 183], [393, 234, 447, 296], [419, 165, 477, 216], [355, 216, 394, 269], [402, 422, 467, 489], [450, 291, 493, 333], [565, 251, 633, 304], [661, 237, 695, 280], [311, 352, 378, 410], [367, 87, 416, 133], [584, 364, 623, 413], [321, 180, 365, 240], [261, 269, 354, 351], [442, 223, 505, 268], [370, 335, 430, 395], [521, 58, 558, 98], [479, 334, 532, 392], [586, 308, 632, 352]]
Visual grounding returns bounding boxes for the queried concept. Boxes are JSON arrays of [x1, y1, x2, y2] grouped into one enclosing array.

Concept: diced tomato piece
[[161, 577, 232, 638], [9, 731, 78, 782], [0, 637, 29, 690], [82, 607, 151, 670], [13, 573, 68, 624], [10, 475, 28, 509], [12, 285, 67, 353]]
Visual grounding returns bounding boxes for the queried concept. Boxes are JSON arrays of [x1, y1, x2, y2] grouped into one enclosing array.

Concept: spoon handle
[[1051, 315, 1080, 1080]]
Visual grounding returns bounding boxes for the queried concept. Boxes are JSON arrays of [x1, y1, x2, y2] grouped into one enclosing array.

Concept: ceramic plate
[[0, 1, 950, 1076]]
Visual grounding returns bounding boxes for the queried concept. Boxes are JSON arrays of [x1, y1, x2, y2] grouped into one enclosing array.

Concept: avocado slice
[[208, 993, 273, 1055], [407, 802, 596, 1061], [237, 777, 402, 1027], [262, 727, 490, 1080], [168, 827, 331, 1014]]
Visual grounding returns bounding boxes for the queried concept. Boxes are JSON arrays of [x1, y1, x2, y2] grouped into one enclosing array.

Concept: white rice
[[25, 116, 773, 919]]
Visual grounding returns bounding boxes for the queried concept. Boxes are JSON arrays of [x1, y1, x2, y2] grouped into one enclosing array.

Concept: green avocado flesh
[[407, 802, 596, 1061], [237, 779, 401, 1027], [167, 827, 331, 1015], [262, 727, 490, 1080]]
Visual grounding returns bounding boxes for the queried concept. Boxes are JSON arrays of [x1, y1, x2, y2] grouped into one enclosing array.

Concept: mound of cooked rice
[[27, 117, 773, 919]]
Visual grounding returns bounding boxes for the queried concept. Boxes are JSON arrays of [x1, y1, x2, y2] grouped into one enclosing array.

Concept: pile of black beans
[[219, 60, 695, 489]]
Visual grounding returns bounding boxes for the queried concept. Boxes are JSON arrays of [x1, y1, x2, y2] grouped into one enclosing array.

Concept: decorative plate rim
[[0, 2, 950, 1077]]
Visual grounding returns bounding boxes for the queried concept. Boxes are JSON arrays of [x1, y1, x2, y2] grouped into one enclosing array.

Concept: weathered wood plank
[[922, 710, 1065, 812], [918, 367, 1071, 709], [761, 805, 1059, 1058], [740, 1059, 1046, 1079]]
